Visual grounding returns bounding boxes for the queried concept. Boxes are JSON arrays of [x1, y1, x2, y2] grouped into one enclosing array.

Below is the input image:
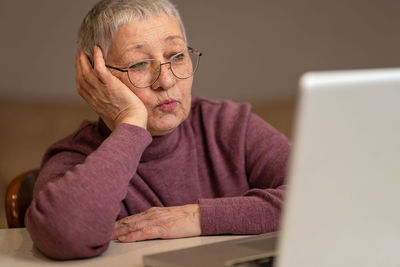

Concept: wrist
[[119, 116, 147, 130], [185, 204, 202, 235], [114, 108, 148, 130]]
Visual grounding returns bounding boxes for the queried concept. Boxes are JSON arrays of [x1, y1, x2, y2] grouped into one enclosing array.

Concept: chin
[[148, 120, 181, 136], [149, 108, 189, 135]]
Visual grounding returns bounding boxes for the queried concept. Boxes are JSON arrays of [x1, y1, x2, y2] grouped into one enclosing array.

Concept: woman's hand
[[75, 46, 148, 131], [112, 204, 202, 242]]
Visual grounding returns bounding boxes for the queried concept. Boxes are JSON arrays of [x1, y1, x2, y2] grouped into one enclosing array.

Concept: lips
[[157, 98, 178, 111]]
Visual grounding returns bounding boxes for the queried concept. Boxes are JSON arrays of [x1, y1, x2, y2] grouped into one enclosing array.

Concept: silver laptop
[[143, 68, 400, 267]]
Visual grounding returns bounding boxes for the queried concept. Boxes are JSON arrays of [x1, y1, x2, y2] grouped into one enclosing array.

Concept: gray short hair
[[77, 0, 187, 63]]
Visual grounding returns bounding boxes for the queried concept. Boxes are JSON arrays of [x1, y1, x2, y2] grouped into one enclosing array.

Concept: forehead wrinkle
[[118, 34, 184, 59], [116, 32, 182, 56], [110, 43, 147, 65], [108, 15, 185, 64], [122, 43, 147, 54]]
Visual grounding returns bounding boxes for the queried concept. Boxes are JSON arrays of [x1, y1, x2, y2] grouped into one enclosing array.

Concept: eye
[[128, 60, 149, 71], [171, 52, 186, 62]]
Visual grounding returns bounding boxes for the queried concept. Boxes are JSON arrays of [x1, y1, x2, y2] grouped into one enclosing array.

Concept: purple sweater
[[25, 97, 290, 260]]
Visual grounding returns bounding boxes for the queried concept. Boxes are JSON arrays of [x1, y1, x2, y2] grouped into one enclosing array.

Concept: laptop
[[143, 68, 400, 267]]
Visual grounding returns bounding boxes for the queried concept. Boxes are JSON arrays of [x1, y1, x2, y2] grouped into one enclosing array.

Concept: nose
[[151, 62, 176, 91]]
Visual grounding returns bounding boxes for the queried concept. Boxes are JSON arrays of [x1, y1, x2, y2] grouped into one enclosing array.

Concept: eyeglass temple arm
[[105, 65, 128, 72], [188, 46, 202, 57]]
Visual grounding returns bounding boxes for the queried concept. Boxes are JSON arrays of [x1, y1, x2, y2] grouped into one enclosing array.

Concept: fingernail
[[118, 236, 126, 242]]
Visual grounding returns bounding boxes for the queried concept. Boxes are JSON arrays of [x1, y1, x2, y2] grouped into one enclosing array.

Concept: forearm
[[199, 185, 285, 235], [25, 124, 151, 259], [198, 112, 290, 236]]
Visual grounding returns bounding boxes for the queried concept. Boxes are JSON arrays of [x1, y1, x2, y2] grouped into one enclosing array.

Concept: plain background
[[1, 0, 399, 228], [1, 0, 400, 102]]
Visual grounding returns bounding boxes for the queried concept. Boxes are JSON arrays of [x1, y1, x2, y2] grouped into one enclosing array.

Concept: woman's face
[[106, 13, 193, 136]]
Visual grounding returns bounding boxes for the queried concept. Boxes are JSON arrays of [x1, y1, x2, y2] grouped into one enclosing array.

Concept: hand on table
[[75, 46, 148, 131], [112, 204, 202, 242]]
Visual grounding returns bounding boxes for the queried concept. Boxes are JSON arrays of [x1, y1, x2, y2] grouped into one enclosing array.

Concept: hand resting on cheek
[[75, 45, 148, 131]]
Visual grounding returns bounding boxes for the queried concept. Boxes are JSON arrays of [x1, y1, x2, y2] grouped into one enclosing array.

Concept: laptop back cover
[[276, 68, 400, 267]]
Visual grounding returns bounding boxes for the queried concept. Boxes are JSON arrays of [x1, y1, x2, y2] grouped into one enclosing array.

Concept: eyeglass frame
[[105, 46, 202, 88]]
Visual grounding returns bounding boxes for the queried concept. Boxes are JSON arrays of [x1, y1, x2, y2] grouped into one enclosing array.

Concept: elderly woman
[[26, 0, 290, 260]]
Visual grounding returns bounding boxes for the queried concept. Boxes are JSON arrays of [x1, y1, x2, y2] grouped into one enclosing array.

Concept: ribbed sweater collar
[[140, 125, 181, 162], [98, 117, 182, 163]]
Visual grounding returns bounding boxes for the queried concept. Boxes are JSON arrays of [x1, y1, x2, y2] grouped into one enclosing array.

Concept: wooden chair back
[[5, 169, 39, 228]]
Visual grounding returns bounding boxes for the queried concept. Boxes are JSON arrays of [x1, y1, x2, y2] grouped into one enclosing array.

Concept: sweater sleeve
[[25, 123, 152, 260], [199, 112, 290, 235]]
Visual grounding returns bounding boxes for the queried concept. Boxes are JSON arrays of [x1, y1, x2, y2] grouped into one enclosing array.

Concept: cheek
[[118, 75, 155, 105], [179, 78, 193, 101], [113, 72, 136, 93], [118, 72, 193, 112], [132, 90, 156, 109]]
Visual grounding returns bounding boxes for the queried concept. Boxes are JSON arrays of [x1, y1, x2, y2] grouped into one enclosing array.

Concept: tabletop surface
[[0, 228, 247, 266]]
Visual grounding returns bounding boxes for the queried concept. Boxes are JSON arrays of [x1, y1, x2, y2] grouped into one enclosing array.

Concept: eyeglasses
[[106, 47, 202, 88]]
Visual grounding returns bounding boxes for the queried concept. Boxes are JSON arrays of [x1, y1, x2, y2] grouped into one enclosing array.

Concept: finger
[[76, 54, 94, 102], [112, 223, 131, 239], [113, 216, 152, 238], [111, 226, 120, 240], [118, 225, 167, 243], [93, 45, 112, 84], [79, 51, 104, 88], [77, 75, 97, 103], [113, 207, 173, 240], [114, 209, 168, 238], [113, 208, 163, 234], [116, 208, 153, 226], [75, 54, 99, 96], [75, 53, 80, 75], [75, 52, 84, 85], [120, 207, 168, 224]]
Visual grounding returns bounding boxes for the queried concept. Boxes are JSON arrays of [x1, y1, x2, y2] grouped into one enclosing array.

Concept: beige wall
[[1, 0, 399, 228], [1, 0, 399, 102]]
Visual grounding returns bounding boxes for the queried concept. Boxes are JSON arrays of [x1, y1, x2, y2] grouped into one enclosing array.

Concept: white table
[[0, 228, 247, 266]]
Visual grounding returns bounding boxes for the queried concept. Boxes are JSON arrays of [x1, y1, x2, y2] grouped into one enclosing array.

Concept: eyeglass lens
[[127, 50, 199, 88]]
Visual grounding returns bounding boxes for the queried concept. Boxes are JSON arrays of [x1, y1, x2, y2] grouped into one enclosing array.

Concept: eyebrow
[[164, 35, 185, 43], [122, 35, 184, 55]]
